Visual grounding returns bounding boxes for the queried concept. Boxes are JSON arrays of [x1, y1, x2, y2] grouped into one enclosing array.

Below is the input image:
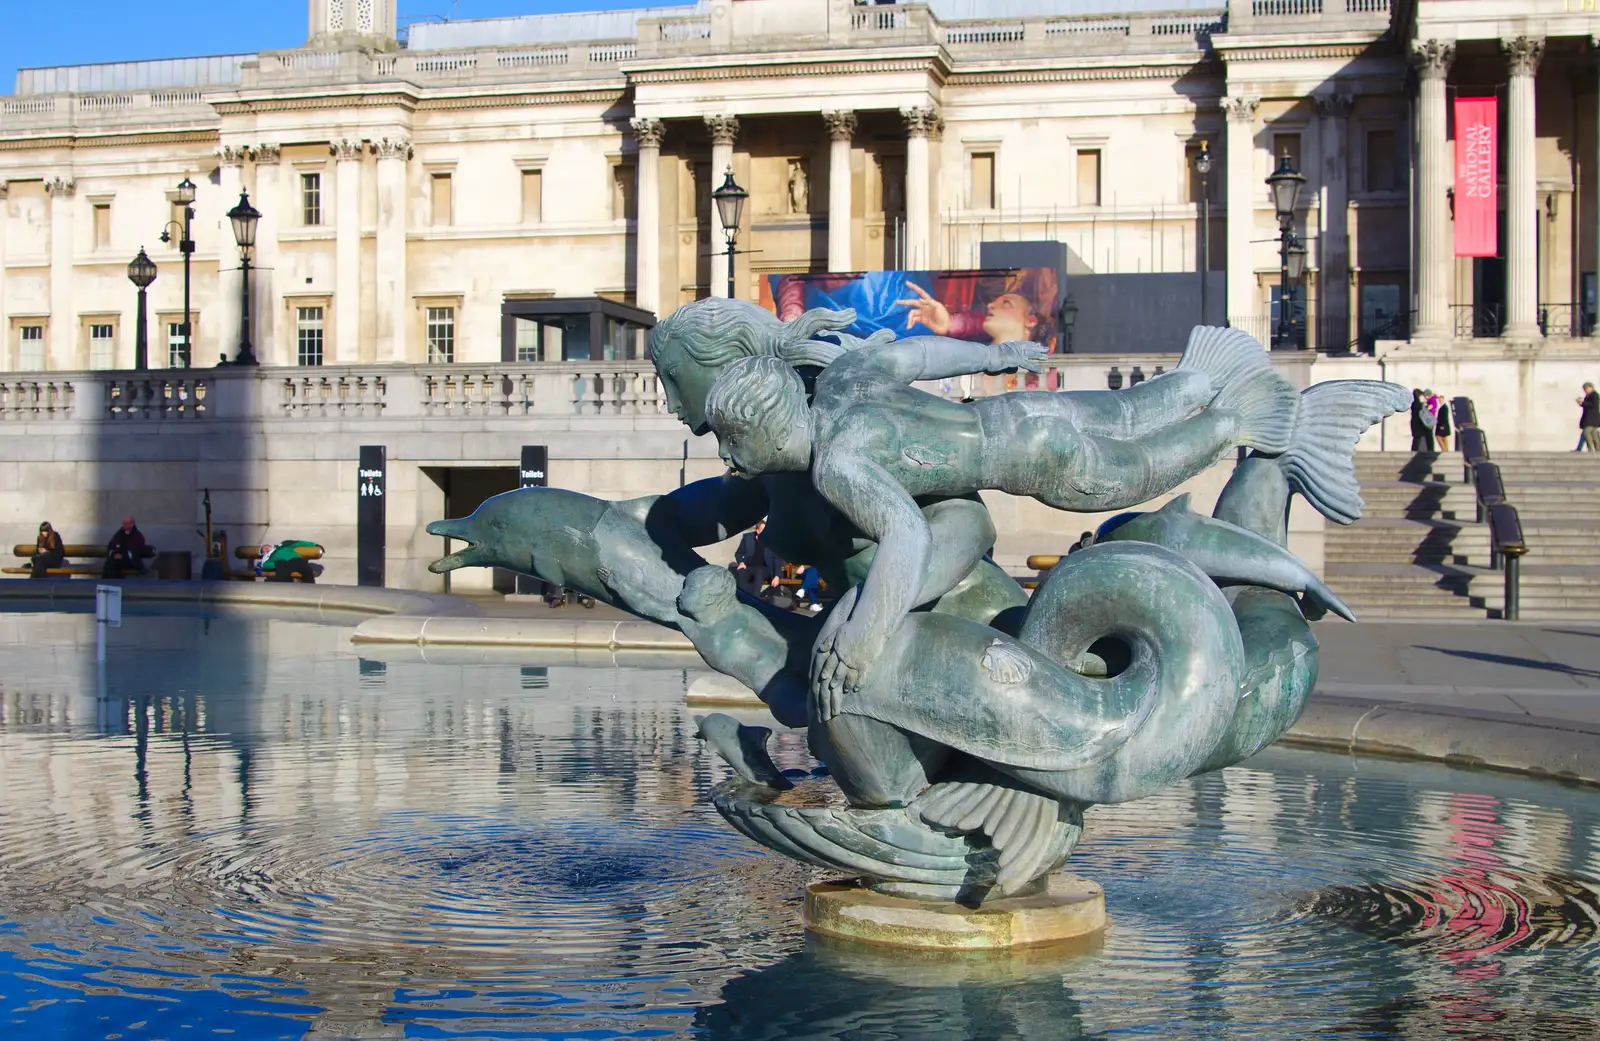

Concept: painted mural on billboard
[[759, 268, 1062, 353]]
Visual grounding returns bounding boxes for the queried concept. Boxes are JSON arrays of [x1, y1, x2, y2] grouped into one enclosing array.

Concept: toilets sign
[[520, 445, 548, 489], [357, 445, 386, 587]]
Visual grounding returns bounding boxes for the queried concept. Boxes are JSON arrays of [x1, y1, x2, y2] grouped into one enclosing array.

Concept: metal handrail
[[1454, 395, 1527, 620]]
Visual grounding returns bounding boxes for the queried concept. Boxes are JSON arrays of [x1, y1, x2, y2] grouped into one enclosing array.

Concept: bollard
[[1504, 553, 1521, 621]]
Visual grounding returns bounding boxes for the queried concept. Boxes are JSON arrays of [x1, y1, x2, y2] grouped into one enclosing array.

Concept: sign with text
[[357, 445, 386, 587], [516, 445, 548, 595], [1454, 97, 1498, 258]]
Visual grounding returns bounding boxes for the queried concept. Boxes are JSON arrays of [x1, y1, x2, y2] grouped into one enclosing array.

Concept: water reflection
[[0, 610, 1597, 1038]]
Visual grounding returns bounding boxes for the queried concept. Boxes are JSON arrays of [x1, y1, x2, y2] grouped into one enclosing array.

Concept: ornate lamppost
[[711, 169, 749, 300], [226, 190, 261, 366], [1194, 142, 1213, 326], [1059, 294, 1079, 353], [126, 248, 157, 371], [1266, 153, 1307, 350], [159, 177, 196, 367]]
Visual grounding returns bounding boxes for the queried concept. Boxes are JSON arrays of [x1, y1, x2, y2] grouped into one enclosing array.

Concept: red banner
[[1454, 97, 1498, 258]]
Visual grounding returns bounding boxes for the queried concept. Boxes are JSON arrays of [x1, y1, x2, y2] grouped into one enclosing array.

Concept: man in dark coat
[[732, 520, 782, 599], [1410, 388, 1436, 453], [102, 515, 148, 578], [1579, 382, 1600, 453]]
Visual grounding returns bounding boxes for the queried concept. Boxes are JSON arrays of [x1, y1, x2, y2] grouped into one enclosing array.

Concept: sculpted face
[[715, 410, 809, 478], [655, 350, 722, 437]]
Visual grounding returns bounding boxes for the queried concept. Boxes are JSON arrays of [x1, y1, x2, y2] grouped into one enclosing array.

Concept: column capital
[[216, 145, 251, 168], [1410, 39, 1455, 80], [44, 176, 75, 198], [822, 110, 857, 142], [1501, 35, 1545, 77], [1220, 95, 1260, 124], [330, 138, 364, 162], [0, 181, 8, 199], [254, 144, 282, 165], [704, 114, 740, 145], [630, 117, 666, 149], [1314, 92, 1354, 119], [369, 137, 412, 161], [901, 106, 943, 139]]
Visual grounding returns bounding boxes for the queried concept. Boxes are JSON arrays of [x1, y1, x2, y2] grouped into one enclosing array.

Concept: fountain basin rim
[[0, 577, 478, 621]]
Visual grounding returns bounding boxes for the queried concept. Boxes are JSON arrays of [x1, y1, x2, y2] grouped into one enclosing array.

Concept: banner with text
[[1454, 97, 1498, 258]]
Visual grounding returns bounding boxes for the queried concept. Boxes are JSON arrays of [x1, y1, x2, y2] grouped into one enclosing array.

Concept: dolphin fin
[[695, 713, 794, 791], [1159, 492, 1195, 515], [1276, 381, 1413, 525], [916, 781, 1066, 894]]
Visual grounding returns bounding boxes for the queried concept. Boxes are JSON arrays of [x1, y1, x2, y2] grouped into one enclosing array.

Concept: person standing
[[102, 515, 148, 578], [1579, 383, 1600, 453], [29, 522, 64, 579], [1433, 397, 1452, 452], [733, 520, 781, 599], [1410, 388, 1436, 453]]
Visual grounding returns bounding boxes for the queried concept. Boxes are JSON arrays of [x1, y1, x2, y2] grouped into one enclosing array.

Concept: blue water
[[0, 610, 1597, 1039]]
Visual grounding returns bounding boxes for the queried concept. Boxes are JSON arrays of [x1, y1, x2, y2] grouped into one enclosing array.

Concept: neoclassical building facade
[[0, 0, 1598, 372]]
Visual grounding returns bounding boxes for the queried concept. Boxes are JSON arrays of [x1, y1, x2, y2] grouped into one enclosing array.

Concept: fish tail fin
[[1275, 381, 1412, 525], [1177, 326, 1300, 454]]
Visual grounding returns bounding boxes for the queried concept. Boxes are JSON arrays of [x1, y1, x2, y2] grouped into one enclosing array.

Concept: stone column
[[0, 182, 10, 360], [823, 110, 856, 272], [902, 107, 941, 270], [1411, 41, 1454, 340], [1221, 95, 1260, 326], [44, 176, 75, 370], [253, 144, 282, 365], [214, 146, 248, 367], [332, 139, 364, 362], [1503, 36, 1545, 342], [705, 115, 739, 298], [372, 137, 411, 361], [1595, 39, 1599, 341], [630, 118, 665, 316], [1316, 93, 1354, 352]]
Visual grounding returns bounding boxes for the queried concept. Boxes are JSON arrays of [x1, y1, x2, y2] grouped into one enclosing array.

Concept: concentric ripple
[[0, 610, 1598, 1039]]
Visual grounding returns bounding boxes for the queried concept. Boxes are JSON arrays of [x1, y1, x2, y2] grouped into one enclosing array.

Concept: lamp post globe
[[175, 176, 197, 207], [1059, 294, 1079, 353], [1194, 142, 1212, 178], [711, 169, 747, 299], [227, 191, 262, 366], [1266, 153, 1305, 225], [1286, 236, 1308, 283], [128, 248, 157, 371]]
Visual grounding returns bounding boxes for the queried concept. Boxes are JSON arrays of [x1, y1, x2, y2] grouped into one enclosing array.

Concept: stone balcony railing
[[1225, 0, 1391, 32], [0, 88, 214, 131]]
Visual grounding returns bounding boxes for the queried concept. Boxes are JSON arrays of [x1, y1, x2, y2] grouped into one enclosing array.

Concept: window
[[522, 169, 542, 223], [1075, 149, 1101, 207], [430, 173, 453, 226], [612, 163, 635, 220], [170, 201, 188, 234], [426, 307, 455, 363], [514, 317, 542, 362], [1365, 129, 1399, 193], [18, 326, 43, 370], [301, 172, 323, 226], [969, 152, 995, 210], [297, 307, 325, 366], [90, 323, 115, 369], [1272, 133, 1302, 174], [167, 322, 190, 369], [93, 204, 111, 250]]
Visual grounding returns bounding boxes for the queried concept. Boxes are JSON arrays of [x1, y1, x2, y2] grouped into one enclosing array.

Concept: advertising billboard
[[758, 268, 1062, 353]]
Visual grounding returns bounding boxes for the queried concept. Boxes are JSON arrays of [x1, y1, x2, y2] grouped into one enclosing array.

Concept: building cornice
[[210, 89, 420, 115], [1213, 31, 1396, 64], [626, 50, 950, 86], [416, 89, 626, 111], [0, 129, 218, 152], [948, 61, 1211, 87]]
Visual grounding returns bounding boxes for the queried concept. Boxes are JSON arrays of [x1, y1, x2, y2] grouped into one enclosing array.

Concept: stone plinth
[[802, 874, 1106, 950]]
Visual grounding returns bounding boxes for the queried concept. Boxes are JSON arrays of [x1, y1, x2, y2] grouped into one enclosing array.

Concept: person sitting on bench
[[257, 540, 319, 582], [102, 516, 147, 578], [29, 522, 64, 579]]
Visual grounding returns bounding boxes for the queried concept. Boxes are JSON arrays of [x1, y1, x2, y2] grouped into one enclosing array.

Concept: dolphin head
[[427, 487, 605, 583]]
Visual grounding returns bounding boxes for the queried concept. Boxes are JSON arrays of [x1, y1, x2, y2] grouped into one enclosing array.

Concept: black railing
[[1454, 395, 1527, 620], [1538, 303, 1595, 339], [1452, 303, 1504, 339]]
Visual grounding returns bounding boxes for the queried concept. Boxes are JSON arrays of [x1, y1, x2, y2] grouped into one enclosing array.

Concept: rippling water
[[1, 609, 1598, 1040]]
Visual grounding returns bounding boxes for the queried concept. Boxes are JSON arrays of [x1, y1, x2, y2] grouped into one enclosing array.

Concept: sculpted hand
[[894, 283, 951, 335], [986, 341, 1048, 375], [809, 588, 888, 722]]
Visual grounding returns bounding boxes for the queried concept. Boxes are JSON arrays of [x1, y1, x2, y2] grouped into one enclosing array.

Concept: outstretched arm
[[809, 447, 932, 719], [644, 474, 768, 557], [831, 336, 1046, 385]]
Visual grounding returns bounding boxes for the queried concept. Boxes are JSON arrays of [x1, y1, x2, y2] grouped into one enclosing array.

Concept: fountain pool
[[0, 609, 1596, 1039]]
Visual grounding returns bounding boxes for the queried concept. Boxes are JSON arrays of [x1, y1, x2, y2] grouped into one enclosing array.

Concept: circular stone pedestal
[[802, 874, 1106, 950]]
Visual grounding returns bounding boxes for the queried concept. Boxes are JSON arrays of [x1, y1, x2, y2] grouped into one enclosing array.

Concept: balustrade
[[0, 379, 75, 419], [280, 372, 386, 417], [105, 376, 208, 419]]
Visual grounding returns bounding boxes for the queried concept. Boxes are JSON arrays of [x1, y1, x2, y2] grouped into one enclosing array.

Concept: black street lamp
[[159, 176, 197, 368], [127, 248, 157, 371], [226, 190, 261, 366], [1266, 153, 1307, 350], [1193, 141, 1212, 326], [711, 168, 748, 300], [1058, 294, 1079, 353]]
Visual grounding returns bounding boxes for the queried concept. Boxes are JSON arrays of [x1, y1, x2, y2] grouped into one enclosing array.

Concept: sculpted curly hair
[[703, 356, 810, 451], [678, 564, 738, 622], [649, 298, 860, 373]]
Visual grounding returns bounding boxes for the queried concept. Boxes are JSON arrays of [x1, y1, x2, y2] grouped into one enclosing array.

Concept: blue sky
[[1, 0, 685, 91]]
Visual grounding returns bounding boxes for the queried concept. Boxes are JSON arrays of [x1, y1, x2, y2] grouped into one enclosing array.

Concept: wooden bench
[[233, 543, 324, 582], [1021, 554, 1066, 591], [5, 543, 155, 577]]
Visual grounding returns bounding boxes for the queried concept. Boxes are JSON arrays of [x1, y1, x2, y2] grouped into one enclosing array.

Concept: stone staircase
[[1326, 451, 1600, 620]]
